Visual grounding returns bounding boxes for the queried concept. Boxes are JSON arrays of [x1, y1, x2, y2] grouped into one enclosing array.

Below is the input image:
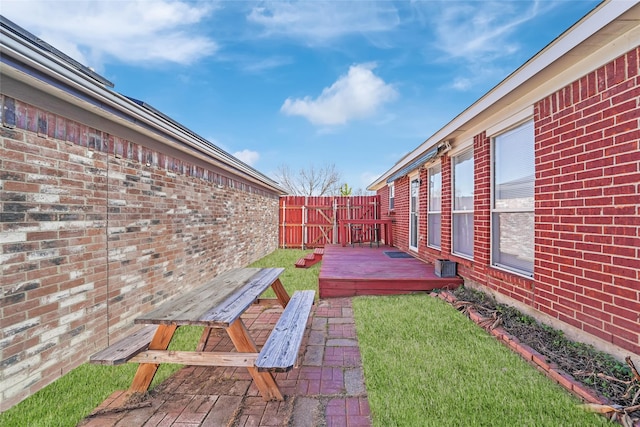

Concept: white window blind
[[428, 163, 442, 248], [492, 120, 534, 275], [453, 149, 474, 258]]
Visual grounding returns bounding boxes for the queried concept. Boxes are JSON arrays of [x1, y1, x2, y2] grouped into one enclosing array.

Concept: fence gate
[[279, 195, 380, 249]]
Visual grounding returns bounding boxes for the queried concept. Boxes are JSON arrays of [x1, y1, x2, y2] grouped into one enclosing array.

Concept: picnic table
[[90, 267, 315, 401]]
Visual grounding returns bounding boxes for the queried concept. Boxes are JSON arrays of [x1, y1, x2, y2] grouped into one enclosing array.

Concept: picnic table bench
[[90, 267, 315, 401]]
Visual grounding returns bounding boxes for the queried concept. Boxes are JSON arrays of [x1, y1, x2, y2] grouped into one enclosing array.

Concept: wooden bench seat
[[255, 290, 315, 372], [89, 325, 157, 366]]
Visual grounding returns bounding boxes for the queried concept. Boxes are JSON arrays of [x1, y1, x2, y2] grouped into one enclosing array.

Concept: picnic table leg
[[196, 327, 215, 351], [226, 318, 283, 401], [128, 324, 177, 394], [270, 278, 290, 308]]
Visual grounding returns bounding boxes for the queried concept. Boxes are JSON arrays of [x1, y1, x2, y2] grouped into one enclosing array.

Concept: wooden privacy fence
[[279, 195, 380, 248]]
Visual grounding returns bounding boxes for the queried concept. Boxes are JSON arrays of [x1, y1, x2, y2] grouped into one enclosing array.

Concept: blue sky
[[2, 0, 600, 193]]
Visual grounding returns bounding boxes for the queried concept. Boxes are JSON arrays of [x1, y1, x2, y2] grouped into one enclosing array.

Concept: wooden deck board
[[318, 245, 463, 298]]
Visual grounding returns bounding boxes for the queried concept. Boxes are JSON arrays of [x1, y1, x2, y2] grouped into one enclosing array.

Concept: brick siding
[[380, 47, 639, 358], [0, 97, 279, 410], [534, 47, 640, 355], [391, 176, 409, 248]]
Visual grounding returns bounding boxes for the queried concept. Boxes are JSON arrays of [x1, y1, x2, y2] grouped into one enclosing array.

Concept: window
[[453, 149, 474, 258], [492, 120, 534, 276], [409, 177, 419, 249], [428, 163, 442, 248], [388, 183, 395, 210]]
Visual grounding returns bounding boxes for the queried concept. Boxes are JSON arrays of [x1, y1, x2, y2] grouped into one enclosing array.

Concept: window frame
[[388, 183, 395, 211], [409, 174, 420, 251], [427, 162, 442, 249], [452, 148, 474, 259], [490, 119, 535, 278]]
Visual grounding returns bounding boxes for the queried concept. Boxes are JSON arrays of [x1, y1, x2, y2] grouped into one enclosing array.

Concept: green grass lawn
[[353, 294, 610, 426], [0, 326, 204, 427], [0, 249, 317, 427], [1, 249, 609, 426]]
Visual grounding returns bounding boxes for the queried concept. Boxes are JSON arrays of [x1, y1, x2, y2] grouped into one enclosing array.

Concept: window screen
[[428, 163, 442, 248], [492, 120, 534, 275], [453, 149, 474, 257]]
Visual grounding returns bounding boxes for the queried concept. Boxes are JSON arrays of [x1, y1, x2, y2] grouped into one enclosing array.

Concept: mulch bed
[[448, 286, 640, 426]]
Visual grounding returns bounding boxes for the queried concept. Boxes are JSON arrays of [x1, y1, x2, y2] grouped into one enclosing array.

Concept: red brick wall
[[534, 47, 640, 356], [391, 176, 409, 248], [418, 166, 435, 261], [0, 96, 279, 410], [378, 47, 639, 358], [379, 184, 391, 216]]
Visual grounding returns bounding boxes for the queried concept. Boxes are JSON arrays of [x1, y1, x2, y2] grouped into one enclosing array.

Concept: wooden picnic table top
[[134, 267, 285, 328]]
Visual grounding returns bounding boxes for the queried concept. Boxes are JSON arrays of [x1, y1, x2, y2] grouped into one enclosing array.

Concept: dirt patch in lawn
[[450, 287, 639, 424]]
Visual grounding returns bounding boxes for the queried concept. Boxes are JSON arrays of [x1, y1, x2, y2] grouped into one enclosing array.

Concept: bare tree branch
[[274, 163, 341, 196]]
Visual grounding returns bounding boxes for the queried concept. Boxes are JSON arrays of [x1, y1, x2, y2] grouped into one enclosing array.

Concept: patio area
[[75, 247, 460, 426], [319, 244, 463, 298], [80, 297, 371, 427]]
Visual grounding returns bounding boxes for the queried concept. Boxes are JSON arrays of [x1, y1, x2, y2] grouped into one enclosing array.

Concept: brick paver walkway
[[80, 298, 371, 427]]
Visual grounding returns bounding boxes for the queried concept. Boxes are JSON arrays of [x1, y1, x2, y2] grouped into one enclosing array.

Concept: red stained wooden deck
[[319, 244, 463, 298]]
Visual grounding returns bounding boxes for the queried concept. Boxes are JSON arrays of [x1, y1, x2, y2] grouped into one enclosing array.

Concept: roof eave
[[0, 17, 286, 195], [368, 0, 638, 191]]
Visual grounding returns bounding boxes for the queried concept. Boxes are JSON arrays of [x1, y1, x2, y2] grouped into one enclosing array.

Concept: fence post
[[281, 198, 286, 249], [302, 197, 307, 250], [332, 198, 337, 244]]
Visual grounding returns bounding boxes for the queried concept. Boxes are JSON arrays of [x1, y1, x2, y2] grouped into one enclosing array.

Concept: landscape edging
[[432, 290, 629, 422]]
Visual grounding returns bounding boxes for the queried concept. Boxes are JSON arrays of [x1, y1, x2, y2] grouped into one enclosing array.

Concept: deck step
[[294, 248, 324, 268]]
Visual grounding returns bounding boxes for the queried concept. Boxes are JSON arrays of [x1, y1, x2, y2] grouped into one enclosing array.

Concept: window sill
[[451, 252, 473, 262], [490, 264, 534, 281]]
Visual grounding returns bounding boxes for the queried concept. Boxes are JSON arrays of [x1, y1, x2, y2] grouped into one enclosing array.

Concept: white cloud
[[1, 0, 217, 68], [281, 63, 398, 126], [360, 171, 382, 189], [427, 1, 560, 63], [247, 2, 399, 44], [233, 149, 260, 166], [241, 56, 293, 74], [427, 1, 542, 62], [414, 1, 557, 91], [451, 77, 473, 91]]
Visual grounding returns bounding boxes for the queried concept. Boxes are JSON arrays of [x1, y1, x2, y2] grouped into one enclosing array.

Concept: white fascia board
[[368, 0, 638, 191]]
